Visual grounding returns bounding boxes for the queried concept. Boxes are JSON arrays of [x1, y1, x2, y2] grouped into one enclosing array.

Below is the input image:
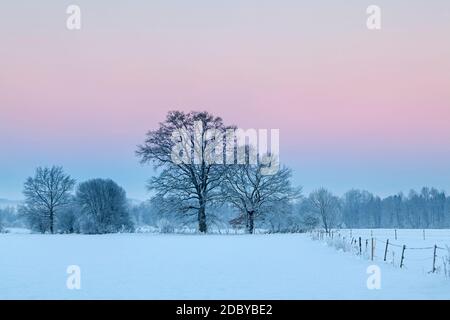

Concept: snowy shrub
[[78, 214, 98, 234], [19, 204, 50, 234], [134, 225, 159, 233], [56, 202, 80, 234], [0, 206, 24, 229], [157, 218, 175, 233], [310, 231, 320, 241], [443, 246, 450, 278], [301, 215, 320, 231], [326, 237, 351, 253], [118, 223, 134, 233]]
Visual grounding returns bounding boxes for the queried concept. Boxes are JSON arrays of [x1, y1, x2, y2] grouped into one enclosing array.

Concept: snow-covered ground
[[334, 229, 450, 275], [0, 232, 449, 299]]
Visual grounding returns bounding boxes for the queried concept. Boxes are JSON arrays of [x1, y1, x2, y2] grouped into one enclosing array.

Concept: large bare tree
[[136, 111, 228, 233], [22, 166, 75, 233], [223, 152, 301, 234]]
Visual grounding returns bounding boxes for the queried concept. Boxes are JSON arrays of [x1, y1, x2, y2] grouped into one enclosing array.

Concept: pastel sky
[[1, 0, 449, 200]]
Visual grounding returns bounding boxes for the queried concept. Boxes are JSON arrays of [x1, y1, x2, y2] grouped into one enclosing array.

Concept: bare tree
[[22, 166, 75, 233], [76, 178, 133, 234], [308, 188, 340, 233], [136, 111, 229, 233], [222, 152, 301, 234]]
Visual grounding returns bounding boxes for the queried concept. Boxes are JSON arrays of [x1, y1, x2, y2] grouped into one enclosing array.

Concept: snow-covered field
[[1, 231, 450, 299]]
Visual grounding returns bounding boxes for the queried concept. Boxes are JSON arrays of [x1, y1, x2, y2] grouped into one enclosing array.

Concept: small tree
[[22, 166, 75, 233], [222, 152, 301, 234], [308, 188, 340, 233], [76, 179, 133, 234]]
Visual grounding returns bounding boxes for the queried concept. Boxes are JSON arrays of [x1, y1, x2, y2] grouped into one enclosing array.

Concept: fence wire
[[312, 230, 449, 276]]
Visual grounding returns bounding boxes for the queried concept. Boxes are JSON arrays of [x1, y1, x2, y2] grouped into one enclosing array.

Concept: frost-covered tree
[[261, 201, 303, 233], [342, 189, 381, 228], [22, 166, 75, 233], [308, 188, 340, 233], [56, 199, 80, 233], [129, 200, 153, 227], [295, 199, 320, 231], [335, 187, 450, 229], [137, 111, 229, 233], [0, 206, 22, 229], [76, 179, 133, 234], [222, 152, 301, 234], [380, 193, 404, 228], [148, 195, 187, 231]]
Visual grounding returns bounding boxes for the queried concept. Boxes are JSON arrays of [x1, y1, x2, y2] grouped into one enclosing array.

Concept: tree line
[[339, 188, 450, 229], [1, 110, 450, 234], [128, 186, 450, 234]]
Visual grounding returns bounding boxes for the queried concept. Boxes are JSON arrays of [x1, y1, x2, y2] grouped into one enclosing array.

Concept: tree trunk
[[247, 210, 254, 234], [321, 209, 328, 233], [198, 202, 207, 233], [49, 208, 54, 234]]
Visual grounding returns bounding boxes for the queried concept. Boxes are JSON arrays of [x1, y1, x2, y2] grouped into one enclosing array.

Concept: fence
[[312, 229, 448, 275]]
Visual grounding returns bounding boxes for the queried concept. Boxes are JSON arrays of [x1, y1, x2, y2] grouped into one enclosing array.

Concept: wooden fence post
[[384, 239, 389, 261], [359, 237, 362, 255], [400, 245, 406, 268], [395, 229, 397, 240], [432, 245, 437, 273], [371, 238, 374, 261]]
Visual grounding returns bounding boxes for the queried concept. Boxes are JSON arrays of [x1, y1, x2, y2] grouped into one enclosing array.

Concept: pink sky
[[1, 1, 449, 199]]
